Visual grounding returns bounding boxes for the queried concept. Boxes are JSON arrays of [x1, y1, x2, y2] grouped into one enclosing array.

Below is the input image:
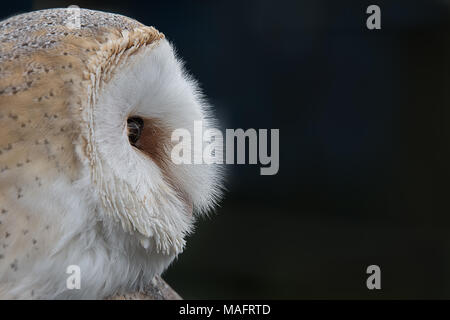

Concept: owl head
[[0, 8, 223, 297], [74, 14, 224, 255]]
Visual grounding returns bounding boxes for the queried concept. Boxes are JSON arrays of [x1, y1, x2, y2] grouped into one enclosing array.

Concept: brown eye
[[127, 116, 144, 146]]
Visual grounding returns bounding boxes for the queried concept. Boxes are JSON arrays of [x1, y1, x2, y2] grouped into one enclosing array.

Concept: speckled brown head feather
[[0, 8, 163, 176], [0, 8, 164, 172]]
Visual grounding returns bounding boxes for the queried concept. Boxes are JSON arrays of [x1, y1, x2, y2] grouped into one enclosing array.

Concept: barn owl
[[0, 8, 223, 299]]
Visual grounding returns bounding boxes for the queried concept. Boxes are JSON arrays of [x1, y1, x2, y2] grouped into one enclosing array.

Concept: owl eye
[[127, 116, 144, 146]]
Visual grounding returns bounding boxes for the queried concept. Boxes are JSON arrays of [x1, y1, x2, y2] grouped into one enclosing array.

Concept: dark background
[[2, 0, 450, 299]]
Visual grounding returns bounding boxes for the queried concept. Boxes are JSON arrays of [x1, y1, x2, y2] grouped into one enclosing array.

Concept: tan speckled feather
[[0, 8, 163, 178]]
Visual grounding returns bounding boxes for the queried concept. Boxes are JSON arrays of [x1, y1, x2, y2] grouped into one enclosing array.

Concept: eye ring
[[127, 116, 144, 146]]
